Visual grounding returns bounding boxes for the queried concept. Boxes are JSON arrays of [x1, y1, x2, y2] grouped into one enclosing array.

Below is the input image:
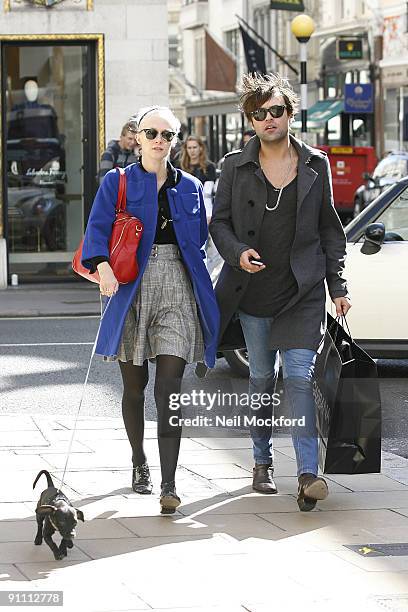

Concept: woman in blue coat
[[81, 106, 220, 514]]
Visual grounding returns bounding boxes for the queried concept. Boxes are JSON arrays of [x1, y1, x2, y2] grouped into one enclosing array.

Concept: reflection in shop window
[[5, 43, 88, 281]]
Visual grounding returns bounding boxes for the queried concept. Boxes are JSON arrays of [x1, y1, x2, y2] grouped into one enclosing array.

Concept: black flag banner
[[239, 25, 266, 75], [270, 0, 305, 10]]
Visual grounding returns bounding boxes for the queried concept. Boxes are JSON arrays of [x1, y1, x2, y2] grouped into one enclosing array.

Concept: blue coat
[[81, 163, 220, 367]]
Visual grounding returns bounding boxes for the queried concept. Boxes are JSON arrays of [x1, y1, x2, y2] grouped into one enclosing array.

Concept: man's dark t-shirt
[[239, 175, 298, 317]]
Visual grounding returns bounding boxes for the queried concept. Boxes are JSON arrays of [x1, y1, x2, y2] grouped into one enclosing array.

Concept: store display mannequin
[[22, 78, 40, 106], [8, 77, 59, 140], [7, 76, 63, 176]]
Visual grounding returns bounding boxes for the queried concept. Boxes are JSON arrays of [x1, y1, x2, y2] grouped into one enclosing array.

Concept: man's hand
[[333, 296, 352, 316], [239, 249, 266, 274], [97, 261, 119, 296]]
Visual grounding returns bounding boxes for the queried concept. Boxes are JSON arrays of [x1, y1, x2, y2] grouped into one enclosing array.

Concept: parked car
[[353, 151, 408, 217], [210, 177, 408, 376]]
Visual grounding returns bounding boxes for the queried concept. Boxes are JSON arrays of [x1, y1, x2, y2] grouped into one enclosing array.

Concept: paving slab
[[323, 473, 408, 492], [117, 513, 286, 539], [259, 509, 408, 534], [0, 430, 50, 448], [2, 409, 408, 610], [181, 463, 252, 479], [0, 502, 35, 521], [0, 541, 91, 563]]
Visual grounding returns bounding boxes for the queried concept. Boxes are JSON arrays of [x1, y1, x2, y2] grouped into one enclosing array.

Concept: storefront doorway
[[1, 36, 102, 282]]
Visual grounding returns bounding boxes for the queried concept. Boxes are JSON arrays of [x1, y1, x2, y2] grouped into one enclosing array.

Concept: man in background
[[98, 121, 139, 184]]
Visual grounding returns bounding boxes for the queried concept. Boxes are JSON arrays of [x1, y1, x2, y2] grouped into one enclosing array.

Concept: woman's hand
[[97, 262, 119, 296]]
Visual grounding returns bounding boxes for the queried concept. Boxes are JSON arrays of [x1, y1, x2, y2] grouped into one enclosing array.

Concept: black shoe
[[297, 473, 328, 512], [160, 481, 181, 514], [132, 463, 153, 494], [252, 464, 278, 494]]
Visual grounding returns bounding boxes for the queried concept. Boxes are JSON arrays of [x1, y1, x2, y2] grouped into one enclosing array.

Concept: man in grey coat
[[209, 73, 351, 511]]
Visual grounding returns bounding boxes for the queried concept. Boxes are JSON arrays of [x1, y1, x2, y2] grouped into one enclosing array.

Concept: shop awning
[[292, 99, 344, 131]]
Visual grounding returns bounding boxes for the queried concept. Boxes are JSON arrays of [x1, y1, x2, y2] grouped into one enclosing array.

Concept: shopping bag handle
[[335, 313, 353, 341]]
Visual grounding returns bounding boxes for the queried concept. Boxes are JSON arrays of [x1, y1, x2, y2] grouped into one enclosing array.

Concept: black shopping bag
[[314, 313, 382, 474]]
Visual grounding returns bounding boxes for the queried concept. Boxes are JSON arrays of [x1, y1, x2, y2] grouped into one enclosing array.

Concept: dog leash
[[56, 294, 113, 494]]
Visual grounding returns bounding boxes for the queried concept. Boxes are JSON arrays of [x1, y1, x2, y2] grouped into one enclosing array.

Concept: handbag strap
[[115, 167, 127, 214]]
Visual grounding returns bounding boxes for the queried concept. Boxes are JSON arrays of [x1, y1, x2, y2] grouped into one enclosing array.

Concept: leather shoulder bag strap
[[115, 167, 127, 213]]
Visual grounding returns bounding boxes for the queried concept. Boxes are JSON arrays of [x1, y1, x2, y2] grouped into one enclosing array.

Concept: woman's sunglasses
[[138, 128, 176, 142], [251, 105, 287, 121]]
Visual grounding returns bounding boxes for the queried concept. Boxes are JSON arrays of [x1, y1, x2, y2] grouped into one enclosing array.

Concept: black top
[[86, 161, 179, 273], [239, 175, 298, 317], [153, 161, 178, 244], [186, 161, 216, 185]]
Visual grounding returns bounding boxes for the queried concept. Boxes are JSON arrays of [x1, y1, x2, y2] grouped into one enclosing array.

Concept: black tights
[[119, 355, 186, 485]]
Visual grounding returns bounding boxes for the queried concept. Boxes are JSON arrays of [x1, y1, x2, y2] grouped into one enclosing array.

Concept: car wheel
[[353, 197, 362, 218], [223, 349, 249, 377], [43, 211, 66, 251]]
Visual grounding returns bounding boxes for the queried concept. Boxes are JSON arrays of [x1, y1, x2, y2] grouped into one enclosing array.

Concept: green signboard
[[270, 0, 305, 11], [337, 39, 363, 60]]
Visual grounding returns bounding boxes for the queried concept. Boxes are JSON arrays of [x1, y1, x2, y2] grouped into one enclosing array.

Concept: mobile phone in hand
[[249, 257, 265, 267]]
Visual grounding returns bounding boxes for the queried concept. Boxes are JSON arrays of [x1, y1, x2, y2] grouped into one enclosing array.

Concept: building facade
[[178, 0, 321, 161], [379, 0, 408, 153], [0, 0, 168, 285]]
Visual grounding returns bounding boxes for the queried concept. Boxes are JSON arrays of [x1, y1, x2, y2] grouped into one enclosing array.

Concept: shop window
[[224, 28, 240, 59], [4, 42, 96, 281]]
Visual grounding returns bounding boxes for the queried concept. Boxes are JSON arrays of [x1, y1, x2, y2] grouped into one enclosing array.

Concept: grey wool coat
[[209, 134, 349, 352]]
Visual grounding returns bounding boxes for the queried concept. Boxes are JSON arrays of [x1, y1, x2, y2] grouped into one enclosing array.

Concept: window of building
[[359, 69, 369, 84], [169, 34, 179, 67], [384, 87, 408, 152], [194, 32, 205, 90], [327, 74, 338, 98], [4, 41, 97, 281], [224, 28, 240, 58]]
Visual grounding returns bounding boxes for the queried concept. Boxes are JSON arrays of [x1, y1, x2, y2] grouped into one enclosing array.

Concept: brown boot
[[252, 464, 278, 494], [297, 473, 328, 512]]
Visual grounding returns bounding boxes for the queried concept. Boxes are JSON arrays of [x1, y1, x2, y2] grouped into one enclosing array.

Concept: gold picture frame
[[0, 33, 104, 238], [4, 1, 94, 11]]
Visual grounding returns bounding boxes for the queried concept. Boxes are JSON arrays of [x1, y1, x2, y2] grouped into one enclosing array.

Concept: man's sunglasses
[[251, 105, 287, 121], [138, 128, 176, 142]]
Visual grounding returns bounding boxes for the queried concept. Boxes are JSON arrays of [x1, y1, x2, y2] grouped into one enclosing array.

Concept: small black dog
[[33, 470, 84, 560]]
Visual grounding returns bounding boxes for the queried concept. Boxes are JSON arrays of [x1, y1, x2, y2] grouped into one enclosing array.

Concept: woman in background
[[179, 135, 217, 185]]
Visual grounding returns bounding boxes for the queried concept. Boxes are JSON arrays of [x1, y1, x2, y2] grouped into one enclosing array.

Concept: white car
[[337, 176, 408, 357]]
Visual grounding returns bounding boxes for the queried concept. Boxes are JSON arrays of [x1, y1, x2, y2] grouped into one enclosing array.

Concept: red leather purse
[[72, 168, 143, 284]]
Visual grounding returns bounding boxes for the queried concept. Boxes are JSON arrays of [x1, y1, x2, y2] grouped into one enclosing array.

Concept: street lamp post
[[291, 14, 315, 142]]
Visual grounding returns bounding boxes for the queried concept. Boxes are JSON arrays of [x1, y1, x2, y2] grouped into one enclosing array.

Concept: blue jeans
[[239, 310, 318, 477]]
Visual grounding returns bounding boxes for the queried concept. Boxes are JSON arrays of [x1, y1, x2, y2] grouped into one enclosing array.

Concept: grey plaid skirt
[[116, 244, 205, 365]]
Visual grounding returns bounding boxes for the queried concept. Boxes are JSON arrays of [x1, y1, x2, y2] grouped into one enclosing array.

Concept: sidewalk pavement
[[2, 414, 408, 612], [0, 283, 100, 317]]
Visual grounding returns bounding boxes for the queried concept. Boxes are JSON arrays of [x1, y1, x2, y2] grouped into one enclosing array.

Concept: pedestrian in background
[[178, 135, 217, 222], [178, 135, 217, 185], [98, 121, 139, 184], [241, 128, 256, 146], [82, 106, 219, 514], [210, 72, 351, 512]]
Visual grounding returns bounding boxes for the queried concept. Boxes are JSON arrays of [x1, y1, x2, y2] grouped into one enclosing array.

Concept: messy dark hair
[[239, 73, 300, 121]]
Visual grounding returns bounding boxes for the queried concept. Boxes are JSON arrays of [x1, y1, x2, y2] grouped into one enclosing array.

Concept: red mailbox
[[318, 145, 377, 216]]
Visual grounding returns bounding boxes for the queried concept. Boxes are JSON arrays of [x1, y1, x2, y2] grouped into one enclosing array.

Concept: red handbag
[[72, 168, 143, 284]]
